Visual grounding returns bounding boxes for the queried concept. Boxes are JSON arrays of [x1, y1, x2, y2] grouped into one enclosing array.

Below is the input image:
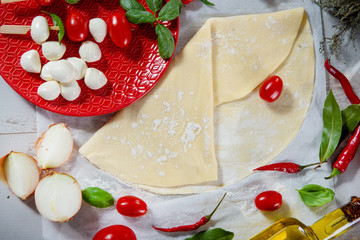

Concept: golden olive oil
[[249, 197, 360, 240]]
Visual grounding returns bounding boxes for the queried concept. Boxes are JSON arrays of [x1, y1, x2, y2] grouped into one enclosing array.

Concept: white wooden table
[[1, 2, 360, 240]]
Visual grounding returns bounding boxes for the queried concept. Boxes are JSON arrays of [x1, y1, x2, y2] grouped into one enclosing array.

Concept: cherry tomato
[[93, 225, 136, 240], [65, 10, 88, 42], [181, 0, 194, 4], [116, 195, 147, 217], [255, 190, 282, 211], [259, 75, 283, 102], [108, 12, 132, 48], [35, 0, 53, 6]]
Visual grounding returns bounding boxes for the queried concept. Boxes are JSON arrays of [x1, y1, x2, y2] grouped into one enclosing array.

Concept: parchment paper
[[36, 0, 334, 239]]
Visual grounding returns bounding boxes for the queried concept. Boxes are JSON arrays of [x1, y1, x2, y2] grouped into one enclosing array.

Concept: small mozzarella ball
[[42, 41, 66, 61], [84, 68, 107, 90], [66, 57, 87, 80], [51, 60, 76, 83], [79, 41, 101, 63], [60, 81, 81, 101], [37, 81, 60, 101], [31, 16, 50, 45], [20, 50, 41, 73], [40, 61, 56, 81], [89, 18, 107, 43]]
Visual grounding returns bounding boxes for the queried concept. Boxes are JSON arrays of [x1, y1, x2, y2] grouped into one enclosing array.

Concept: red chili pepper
[[324, 59, 360, 104], [152, 193, 226, 232], [253, 162, 319, 173], [326, 125, 360, 179]]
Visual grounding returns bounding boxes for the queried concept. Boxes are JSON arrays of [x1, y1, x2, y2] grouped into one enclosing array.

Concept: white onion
[[35, 123, 74, 169], [35, 172, 82, 222], [0, 152, 40, 200]]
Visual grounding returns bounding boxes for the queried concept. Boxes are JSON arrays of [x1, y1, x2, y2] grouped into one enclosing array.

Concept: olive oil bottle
[[249, 196, 360, 240]]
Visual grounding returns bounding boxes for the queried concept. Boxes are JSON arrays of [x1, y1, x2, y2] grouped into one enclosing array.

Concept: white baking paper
[[36, 0, 335, 239]]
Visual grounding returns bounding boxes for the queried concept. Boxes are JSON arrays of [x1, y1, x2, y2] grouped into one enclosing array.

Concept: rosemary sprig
[[313, 0, 360, 59]]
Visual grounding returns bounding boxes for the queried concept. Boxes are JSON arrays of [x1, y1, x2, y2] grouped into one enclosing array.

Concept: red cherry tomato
[[65, 10, 88, 42], [35, 0, 53, 6], [255, 190, 282, 211], [259, 75, 283, 102], [93, 225, 136, 240], [116, 196, 147, 217], [181, 0, 194, 4], [108, 12, 132, 48]]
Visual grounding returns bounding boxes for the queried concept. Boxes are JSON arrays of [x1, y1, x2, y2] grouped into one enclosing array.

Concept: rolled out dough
[[79, 8, 315, 194]]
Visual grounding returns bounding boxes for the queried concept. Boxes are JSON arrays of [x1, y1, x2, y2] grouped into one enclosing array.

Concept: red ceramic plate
[[0, 0, 178, 116]]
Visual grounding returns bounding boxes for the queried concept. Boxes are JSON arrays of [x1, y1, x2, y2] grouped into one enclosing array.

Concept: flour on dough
[[79, 8, 314, 193]]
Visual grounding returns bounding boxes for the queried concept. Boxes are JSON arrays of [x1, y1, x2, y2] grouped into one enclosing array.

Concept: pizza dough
[[79, 8, 315, 193]]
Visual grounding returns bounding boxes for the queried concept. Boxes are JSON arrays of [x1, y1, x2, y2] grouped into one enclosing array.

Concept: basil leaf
[[341, 104, 360, 136], [120, 0, 145, 11], [146, 0, 163, 13], [64, 0, 80, 4], [126, 9, 156, 24], [319, 90, 342, 162], [201, 0, 215, 6], [185, 228, 234, 240], [155, 23, 175, 59], [158, 0, 182, 22], [296, 184, 335, 207], [42, 11, 65, 44], [82, 187, 114, 208]]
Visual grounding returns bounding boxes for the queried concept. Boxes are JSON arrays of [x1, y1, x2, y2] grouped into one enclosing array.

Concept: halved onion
[[35, 172, 82, 222], [0, 152, 40, 200], [35, 123, 74, 169]]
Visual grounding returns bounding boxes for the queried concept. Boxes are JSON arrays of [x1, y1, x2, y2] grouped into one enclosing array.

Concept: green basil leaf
[[201, 0, 215, 6], [146, 0, 163, 13], [120, 0, 145, 11], [82, 187, 114, 208], [296, 184, 335, 207], [341, 104, 360, 136], [64, 0, 80, 4], [126, 9, 156, 24], [155, 23, 175, 59], [319, 90, 342, 162], [42, 11, 65, 44], [158, 0, 182, 22], [185, 228, 234, 240]]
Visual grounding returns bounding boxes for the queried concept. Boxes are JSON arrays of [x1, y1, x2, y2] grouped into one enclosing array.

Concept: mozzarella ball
[[40, 61, 56, 81], [20, 50, 41, 73], [89, 18, 107, 43], [66, 57, 87, 80], [31, 16, 50, 45], [79, 41, 101, 63], [60, 81, 81, 101], [50, 60, 76, 83], [84, 68, 107, 90], [37, 81, 60, 101], [42, 41, 66, 61]]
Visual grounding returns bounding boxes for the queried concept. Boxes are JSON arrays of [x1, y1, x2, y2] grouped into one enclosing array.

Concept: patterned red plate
[[0, 0, 178, 116]]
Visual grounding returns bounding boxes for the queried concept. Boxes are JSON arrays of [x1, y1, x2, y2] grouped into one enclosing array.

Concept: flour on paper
[[79, 8, 315, 194]]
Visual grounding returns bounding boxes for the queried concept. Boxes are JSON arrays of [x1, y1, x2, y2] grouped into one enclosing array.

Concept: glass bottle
[[249, 196, 360, 240]]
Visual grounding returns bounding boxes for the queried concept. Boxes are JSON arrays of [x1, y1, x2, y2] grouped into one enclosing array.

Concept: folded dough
[[79, 8, 314, 192]]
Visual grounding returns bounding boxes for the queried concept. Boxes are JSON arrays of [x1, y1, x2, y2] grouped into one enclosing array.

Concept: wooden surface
[[1, 2, 360, 240]]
